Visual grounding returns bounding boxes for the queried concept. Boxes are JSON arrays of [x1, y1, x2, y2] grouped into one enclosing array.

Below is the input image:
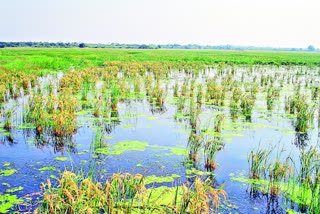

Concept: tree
[[307, 45, 315, 51], [79, 43, 86, 48], [138, 44, 149, 49]]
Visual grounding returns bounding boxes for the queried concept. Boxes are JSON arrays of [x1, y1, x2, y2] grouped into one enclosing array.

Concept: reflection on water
[[0, 65, 319, 213], [294, 132, 309, 149]]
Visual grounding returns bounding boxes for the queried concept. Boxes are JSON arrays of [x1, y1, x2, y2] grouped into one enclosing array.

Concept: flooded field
[[0, 49, 320, 213]]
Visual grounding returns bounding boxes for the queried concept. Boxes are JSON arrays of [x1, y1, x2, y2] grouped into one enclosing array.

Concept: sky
[[1, 0, 319, 48]]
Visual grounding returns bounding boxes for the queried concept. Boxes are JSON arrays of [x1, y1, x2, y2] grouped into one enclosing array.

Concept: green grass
[[1, 48, 320, 75]]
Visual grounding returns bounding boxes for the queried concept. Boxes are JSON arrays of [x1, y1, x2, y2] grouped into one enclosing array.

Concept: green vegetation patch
[[54, 157, 68, 161], [2, 162, 10, 167], [230, 121, 291, 132], [2, 183, 10, 187], [0, 132, 11, 137], [6, 186, 24, 193], [39, 166, 56, 172], [0, 194, 23, 213], [286, 209, 300, 214], [185, 168, 212, 176], [144, 174, 180, 185], [174, 112, 190, 120], [202, 127, 244, 143], [121, 124, 134, 129], [95, 147, 109, 155], [144, 175, 174, 185], [121, 112, 145, 120], [147, 116, 158, 120], [170, 148, 188, 156], [0, 169, 17, 177], [149, 145, 187, 156], [231, 175, 314, 207], [50, 175, 58, 180], [109, 140, 149, 155], [146, 186, 182, 205], [17, 124, 36, 129], [77, 150, 89, 155]]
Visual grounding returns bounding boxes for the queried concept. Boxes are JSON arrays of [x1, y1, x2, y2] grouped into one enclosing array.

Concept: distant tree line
[[0, 41, 317, 51], [0, 42, 87, 48]]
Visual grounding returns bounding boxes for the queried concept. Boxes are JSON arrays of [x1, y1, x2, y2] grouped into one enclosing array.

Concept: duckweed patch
[[109, 140, 149, 155], [54, 157, 68, 161], [6, 186, 24, 193], [121, 124, 134, 129], [145, 186, 180, 205], [2, 162, 10, 167], [147, 116, 158, 120], [0, 169, 17, 177], [149, 145, 187, 156], [2, 183, 10, 187], [202, 128, 244, 143], [77, 150, 89, 155], [0, 194, 23, 213], [171, 174, 181, 178], [95, 147, 109, 155], [174, 112, 190, 120], [144, 175, 175, 185], [186, 168, 212, 176], [231, 175, 316, 208], [230, 121, 291, 132], [50, 175, 58, 180], [170, 148, 188, 156], [1, 132, 11, 136], [39, 166, 56, 172]]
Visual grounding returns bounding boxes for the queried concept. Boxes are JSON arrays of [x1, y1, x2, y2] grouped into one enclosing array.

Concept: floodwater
[[0, 66, 319, 213]]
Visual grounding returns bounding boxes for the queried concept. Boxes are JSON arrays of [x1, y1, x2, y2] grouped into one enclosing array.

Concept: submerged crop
[[0, 49, 320, 213], [35, 170, 227, 214]]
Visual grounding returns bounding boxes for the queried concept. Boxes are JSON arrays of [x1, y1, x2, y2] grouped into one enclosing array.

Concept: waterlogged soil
[[0, 66, 319, 213]]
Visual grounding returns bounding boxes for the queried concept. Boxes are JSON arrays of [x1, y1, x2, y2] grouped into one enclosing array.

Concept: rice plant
[[214, 114, 225, 133], [196, 85, 204, 105], [110, 84, 120, 111], [247, 146, 272, 179], [266, 88, 275, 111], [35, 170, 227, 214], [294, 96, 316, 132], [311, 86, 320, 100], [174, 82, 179, 97], [240, 94, 255, 119], [187, 132, 202, 162], [3, 108, 14, 130], [204, 137, 224, 170], [267, 152, 293, 196]]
